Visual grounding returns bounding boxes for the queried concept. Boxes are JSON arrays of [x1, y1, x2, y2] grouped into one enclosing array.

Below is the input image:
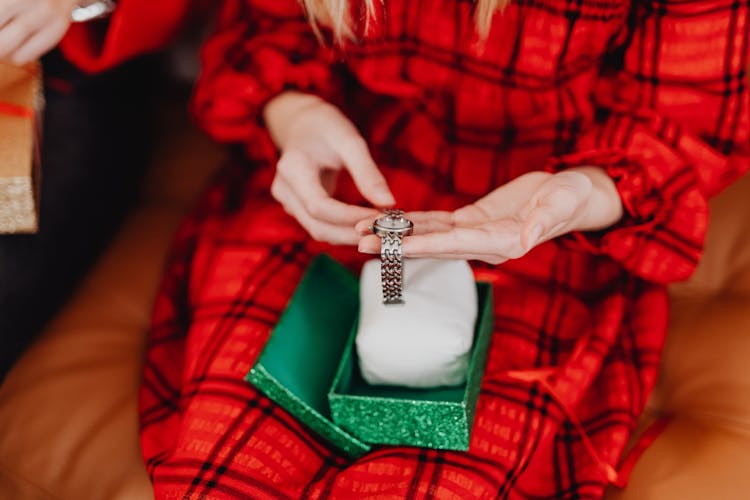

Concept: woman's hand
[[357, 167, 623, 264], [0, 0, 78, 65], [264, 91, 396, 245]]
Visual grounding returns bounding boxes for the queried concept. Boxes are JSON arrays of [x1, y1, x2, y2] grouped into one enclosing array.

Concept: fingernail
[[379, 190, 396, 206], [527, 224, 543, 249], [358, 243, 375, 254]]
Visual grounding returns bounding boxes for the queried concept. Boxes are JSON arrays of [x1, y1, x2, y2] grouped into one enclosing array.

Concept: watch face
[[373, 213, 414, 236]]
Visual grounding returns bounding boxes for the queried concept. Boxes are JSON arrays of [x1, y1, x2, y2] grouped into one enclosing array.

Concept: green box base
[[246, 254, 494, 456], [328, 283, 494, 451]]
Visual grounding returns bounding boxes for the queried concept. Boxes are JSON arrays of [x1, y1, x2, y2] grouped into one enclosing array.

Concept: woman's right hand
[[264, 91, 395, 245]]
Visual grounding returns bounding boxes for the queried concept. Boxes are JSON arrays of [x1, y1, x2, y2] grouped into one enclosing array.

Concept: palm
[[356, 169, 612, 265]]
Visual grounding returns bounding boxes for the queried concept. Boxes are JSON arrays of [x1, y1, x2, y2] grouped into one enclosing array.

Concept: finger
[[404, 211, 455, 232], [273, 177, 360, 246], [452, 172, 553, 226], [452, 202, 494, 226], [357, 234, 381, 254], [357, 234, 507, 264], [404, 252, 509, 265], [354, 210, 454, 236], [0, 1, 23, 28], [1, 6, 51, 55], [0, 19, 34, 60], [335, 135, 396, 208], [277, 150, 378, 225], [9, 19, 67, 65], [354, 219, 371, 235], [361, 250, 507, 266], [520, 179, 588, 249], [402, 223, 523, 259]]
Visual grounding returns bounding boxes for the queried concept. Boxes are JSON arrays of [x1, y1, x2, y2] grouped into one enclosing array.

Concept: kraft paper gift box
[[246, 254, 494, 458], [0, 62, 42, 234]]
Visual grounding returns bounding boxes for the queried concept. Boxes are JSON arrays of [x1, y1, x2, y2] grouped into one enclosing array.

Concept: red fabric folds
[[60, 0, 197, 73]]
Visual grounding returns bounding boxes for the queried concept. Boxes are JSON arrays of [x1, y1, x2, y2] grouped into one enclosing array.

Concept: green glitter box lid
[[246, 254, 493, 458], [245, 254, 371, 458]]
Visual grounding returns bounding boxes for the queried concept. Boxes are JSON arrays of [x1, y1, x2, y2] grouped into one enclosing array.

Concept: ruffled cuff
[[190, 18, 342, 159], [545, 149, 708, 284], [191, 60, 341, 160], [61, 0, 193, 73]]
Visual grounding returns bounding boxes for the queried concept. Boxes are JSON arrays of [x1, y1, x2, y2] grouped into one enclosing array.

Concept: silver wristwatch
[[371, 209, 414, 305], [71, 0, 116, 22]]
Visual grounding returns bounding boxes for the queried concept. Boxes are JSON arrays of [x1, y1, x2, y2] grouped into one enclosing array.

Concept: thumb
[[521, 205, 563, 251], [337, 136, 396, 208], [521, 181, 586, 250]]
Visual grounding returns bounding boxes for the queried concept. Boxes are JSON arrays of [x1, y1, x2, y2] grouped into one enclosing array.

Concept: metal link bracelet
[[371, 209, 414, 305], [380, 231, 405, 304]]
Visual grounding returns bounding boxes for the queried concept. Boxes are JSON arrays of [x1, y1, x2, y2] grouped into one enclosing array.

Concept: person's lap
[[139, 159, 661, 499]]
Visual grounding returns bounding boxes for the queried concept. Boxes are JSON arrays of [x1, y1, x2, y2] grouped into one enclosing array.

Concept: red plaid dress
[[139, 0, 749, 498]]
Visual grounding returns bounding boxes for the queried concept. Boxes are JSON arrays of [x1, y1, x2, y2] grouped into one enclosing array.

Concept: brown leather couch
[[0, 97, 748, 499]]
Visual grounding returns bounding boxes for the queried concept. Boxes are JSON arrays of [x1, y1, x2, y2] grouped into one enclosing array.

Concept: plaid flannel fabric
[[141, 0, 748, 498]]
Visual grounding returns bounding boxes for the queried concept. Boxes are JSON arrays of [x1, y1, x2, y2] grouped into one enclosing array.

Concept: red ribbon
[[505, 366, 672, 488], [0, 101, 33, 119], [0, 61, 38, 120]]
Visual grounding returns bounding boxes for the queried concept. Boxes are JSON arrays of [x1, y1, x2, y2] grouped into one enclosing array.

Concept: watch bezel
[[372, 215, 414, 237]]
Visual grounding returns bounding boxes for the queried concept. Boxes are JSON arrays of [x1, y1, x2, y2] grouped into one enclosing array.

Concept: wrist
[[263, 91, 324, 149], [568, 166, 623, 232]]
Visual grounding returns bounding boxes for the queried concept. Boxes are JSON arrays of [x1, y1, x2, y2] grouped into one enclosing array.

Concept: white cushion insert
[[356, 258, 478, 388]]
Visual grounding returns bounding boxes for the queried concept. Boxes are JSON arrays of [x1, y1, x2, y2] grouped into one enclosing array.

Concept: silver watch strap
[[381, 231, 405, 304], [71, 0, 116, 23]]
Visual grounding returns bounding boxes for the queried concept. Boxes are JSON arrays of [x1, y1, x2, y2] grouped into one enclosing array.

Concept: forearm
[[263, 91, 326, 150]]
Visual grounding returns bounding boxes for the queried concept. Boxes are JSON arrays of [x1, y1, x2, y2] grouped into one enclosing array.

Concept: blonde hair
[[300, 0, 508, 42]]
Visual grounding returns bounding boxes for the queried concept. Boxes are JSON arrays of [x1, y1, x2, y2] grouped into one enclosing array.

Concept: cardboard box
[[0, 62, 41, 234], [247, 254, 494, 457]]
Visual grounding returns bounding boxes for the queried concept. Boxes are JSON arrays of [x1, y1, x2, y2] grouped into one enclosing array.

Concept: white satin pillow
[[356, 259, 478, 388]]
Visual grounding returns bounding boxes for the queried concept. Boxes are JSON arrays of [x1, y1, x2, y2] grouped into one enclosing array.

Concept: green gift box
[[246, 254, 494, 458]]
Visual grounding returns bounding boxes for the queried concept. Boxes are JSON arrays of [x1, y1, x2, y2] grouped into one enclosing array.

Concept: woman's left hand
[[357, 167, 623, 265]]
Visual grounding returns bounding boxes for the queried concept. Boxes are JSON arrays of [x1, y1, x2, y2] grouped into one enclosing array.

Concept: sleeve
[[60, 0, 201, 73], [547, 0, 750, 284], [190, 0, 341, 155]]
